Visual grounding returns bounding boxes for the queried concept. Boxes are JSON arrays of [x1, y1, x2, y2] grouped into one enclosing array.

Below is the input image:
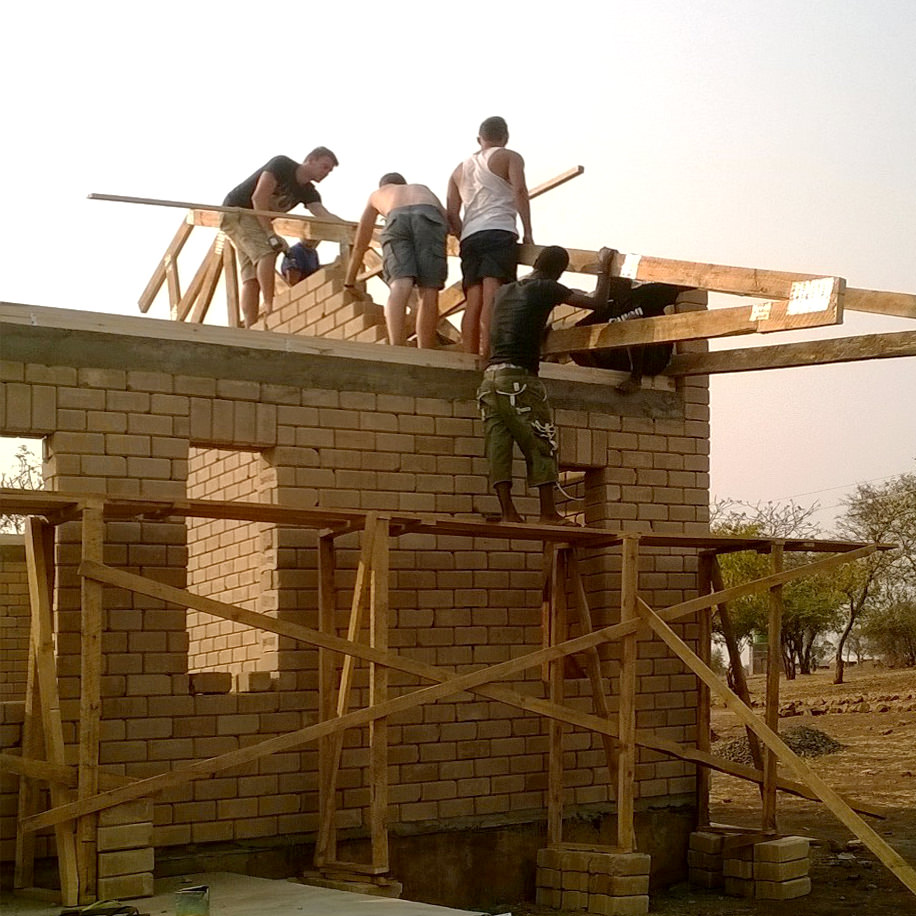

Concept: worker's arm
[[308, 200, 344, 221], [506, 151, 533, 245], [446, 166, 463, 237], [563, 248, 616, 309], [250, 170, 280, 234], [344, 200, 380, 287]]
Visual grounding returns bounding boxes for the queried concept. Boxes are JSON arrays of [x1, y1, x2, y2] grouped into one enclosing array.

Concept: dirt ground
[[509, 664, 916, 916]]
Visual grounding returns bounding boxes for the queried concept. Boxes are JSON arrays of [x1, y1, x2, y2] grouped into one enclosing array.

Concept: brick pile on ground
[[713, 725, 844, 765], [779, 692, 916, 717]]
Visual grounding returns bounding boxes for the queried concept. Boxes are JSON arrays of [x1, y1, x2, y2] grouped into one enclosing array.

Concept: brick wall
[[186, 447, 274, 674], [0, 535, 29, 701], [0, 299, 709, 879]]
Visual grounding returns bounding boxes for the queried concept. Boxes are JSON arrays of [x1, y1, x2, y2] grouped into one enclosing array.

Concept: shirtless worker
[[447, 116, 533, 359], [479, 246, 613, 525], [221, 148, 341, 328], [345, 173, 448, 348]]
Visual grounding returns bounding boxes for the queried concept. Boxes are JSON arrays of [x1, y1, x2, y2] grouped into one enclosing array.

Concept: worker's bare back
[[369, 183, 445, 217]]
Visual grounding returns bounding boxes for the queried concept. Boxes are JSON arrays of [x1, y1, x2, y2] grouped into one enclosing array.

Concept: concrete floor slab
[[0, 873, 489, 916]]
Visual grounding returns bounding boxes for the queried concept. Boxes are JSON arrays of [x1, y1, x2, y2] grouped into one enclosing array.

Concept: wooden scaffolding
[[3, 489, 915, 905]]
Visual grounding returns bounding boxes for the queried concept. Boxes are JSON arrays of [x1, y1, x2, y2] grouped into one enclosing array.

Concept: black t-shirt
[[488, 277, 572, 374], [223, 155, 322, 211]]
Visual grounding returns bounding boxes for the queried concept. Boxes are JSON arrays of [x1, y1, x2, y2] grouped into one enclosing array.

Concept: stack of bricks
[[536, 846, 651, 916], [724, 836, 811, 901], [268, 265, 387, 343], [687, 830, 723, 888], [96, 799, 154, 899]]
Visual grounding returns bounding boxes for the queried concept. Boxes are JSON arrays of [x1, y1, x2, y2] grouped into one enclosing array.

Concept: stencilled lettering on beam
[[787, 277, 834, 315], [750, 302, 773, 321]]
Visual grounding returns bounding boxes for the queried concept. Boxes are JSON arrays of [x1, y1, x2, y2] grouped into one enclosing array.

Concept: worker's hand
[[268, 235, 289, 254], [597, 247, 618, 270]]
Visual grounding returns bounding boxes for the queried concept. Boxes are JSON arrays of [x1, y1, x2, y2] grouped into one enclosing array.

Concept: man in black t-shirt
[[221, 148, 340, 327], [478, 246, 612, 525]]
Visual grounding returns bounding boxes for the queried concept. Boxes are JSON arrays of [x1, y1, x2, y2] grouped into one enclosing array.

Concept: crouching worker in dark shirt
[[572, 270, 691, 393], [479, 245, 612, 525]]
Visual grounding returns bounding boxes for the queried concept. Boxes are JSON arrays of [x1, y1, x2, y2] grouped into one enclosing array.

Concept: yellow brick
[[97, 847, 155, 877], [97, 873, 154, 899], [755, 876, 812, 900], [97, 823, 154, 852]]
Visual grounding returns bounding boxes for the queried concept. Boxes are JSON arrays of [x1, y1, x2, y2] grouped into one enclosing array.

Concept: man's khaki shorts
[[220, 211, 275, 282]]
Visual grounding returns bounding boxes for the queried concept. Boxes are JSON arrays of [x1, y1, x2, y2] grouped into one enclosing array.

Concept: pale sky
[[2, 0, 914, 531]]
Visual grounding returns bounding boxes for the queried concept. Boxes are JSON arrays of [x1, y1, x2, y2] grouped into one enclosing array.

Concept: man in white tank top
[[447, 117, 533, 359]]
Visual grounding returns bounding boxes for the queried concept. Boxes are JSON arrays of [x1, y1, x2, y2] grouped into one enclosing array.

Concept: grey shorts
[[381, 205, 448, 289]]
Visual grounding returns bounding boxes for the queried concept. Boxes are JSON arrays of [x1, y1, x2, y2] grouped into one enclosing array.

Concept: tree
[[861, 597, 916, 667], [710, 499, 843, 679], [834, 471, 916, 680], [0, 442, 44, 533]]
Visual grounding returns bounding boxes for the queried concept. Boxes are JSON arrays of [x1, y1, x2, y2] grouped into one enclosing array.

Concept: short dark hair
[[533, 246, 570, 280], [305, 146, 339, 166], [479, 116, 509, 143], [379, 172, 407, 187]]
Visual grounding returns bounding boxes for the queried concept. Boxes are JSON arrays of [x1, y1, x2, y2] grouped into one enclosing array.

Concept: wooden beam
[[569, 550, 618, 784], [175, 238, 220, 322], [544, 278, 844, 356], [1, 754, 134, 790], [14, 594, 41, 890], [77, 504, 104, 901], [28, 553, 885, 831], [190, 210, 357, 244], [315, 516, 378, 866], [369, 518, 390, 870], [187, 237, 224, 324], [222, 241, 240, 328], [137, 219, 192, 313], [666, 329, 916, 376], [317, 534, 338, 867], [616, 537, 639, 851], [546, 545, 566, 845], [846, 288, 916, 320], [711, 558, 763, 771], [635, 596, 916, 897], [762, 543, 784, 832], [695, 556, 713, 828], [528, 165, 584, 199], [24, 519, 80, 906]]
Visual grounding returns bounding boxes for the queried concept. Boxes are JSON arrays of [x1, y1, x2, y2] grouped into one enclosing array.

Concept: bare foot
[[500, 512, 524, 524], [616, 377, 641, 395]]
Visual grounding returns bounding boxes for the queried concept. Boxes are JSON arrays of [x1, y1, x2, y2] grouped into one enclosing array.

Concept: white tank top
[[458, 147, 518, 240]]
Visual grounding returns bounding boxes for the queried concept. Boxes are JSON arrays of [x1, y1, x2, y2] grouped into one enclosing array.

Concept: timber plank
[[636, 597, 916, 897], [137, 219, 192, 313], [666, 329, 916, 376], [25, 519, 80, 906], [616, 537, 639, 850], [77, 505, 104, 900]]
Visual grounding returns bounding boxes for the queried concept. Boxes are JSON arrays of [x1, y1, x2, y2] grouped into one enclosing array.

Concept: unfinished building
[[2, 198, 916, 914]]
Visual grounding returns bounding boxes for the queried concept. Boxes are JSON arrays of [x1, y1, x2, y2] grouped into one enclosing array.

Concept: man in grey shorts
[[346, 173, 448, 348]]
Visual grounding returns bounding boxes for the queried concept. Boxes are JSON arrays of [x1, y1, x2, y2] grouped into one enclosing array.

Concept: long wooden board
[[636, 597, 916, 897], [665, 329, 916, 376], [25, 519, 80, 905], [543, 277, 844, 355]]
